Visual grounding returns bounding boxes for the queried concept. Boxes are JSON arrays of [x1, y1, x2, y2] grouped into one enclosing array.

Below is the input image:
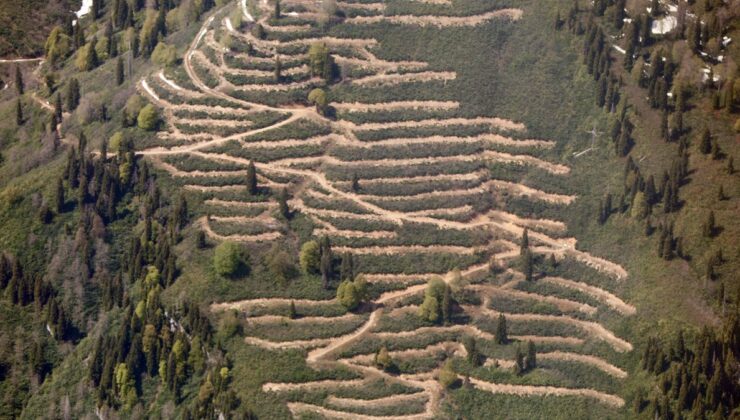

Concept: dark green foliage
[[66, 78, 80, 111], [116, 56, 124, 85], [246, 161, 257, 195], [640, 316, 740, 419], [495, 314, 507, 344]]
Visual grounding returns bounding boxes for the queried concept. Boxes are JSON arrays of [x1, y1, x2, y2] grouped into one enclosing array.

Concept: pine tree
[[520, 228, 529, 254], [700, 128, 712, 154], [514, 346, 525, 375], [289, 300, 296, 319], [274, 0, 281, 19], [711, 138, 721, 160], [66, 78, 81, 111], [340, 253, 354, 281], [278, 188, 289, 219], [15, 99, 23, 126], [441, 285, 451, 325], [246, 161, 257, 195], [319, 237, 332, 289], [14, 65, 23, 95], [727, 157, 734, 174], [495, 314, 507, 344], [116, 57, 125, 85], [274, 56, 282, 82], [351, 173, 360, 192], [525, 340, 537, 371]]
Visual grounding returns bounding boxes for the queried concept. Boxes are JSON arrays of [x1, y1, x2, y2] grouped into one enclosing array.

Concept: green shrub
[[213, 241, 248, 277], [137, 104, 160, 131]]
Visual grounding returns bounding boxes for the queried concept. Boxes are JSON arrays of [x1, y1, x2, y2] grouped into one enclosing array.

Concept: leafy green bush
[[213, 241, 248, 277]]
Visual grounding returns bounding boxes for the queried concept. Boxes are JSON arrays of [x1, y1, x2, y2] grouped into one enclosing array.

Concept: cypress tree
[[351, 173, 360, 192], [727, 157, 734, 174], [441, 285, 451, 325], [116, 57, 125, 85], [700, 128, 711, 154], [274, 0, 281, 19], [274, 56, 282, 82], [278, 188, 289, 219], [526, 340, 537, 370], [319, 236, 332, 289], [514, 346, 525, 375], [66, 78, 81, 111], [14, 66, 23, 95], [340, 253, 354, 281], [495, 314, 507, 344], [246, 161, 257, 195], [196, 230, 206, 249], [289, 300, 296, 319]]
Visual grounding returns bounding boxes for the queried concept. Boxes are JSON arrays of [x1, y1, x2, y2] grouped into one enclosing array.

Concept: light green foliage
[[417, 277, 447, 323], [438, 359, 457, 389], [137, 104, 160, 131], [213, 241, 247, 277], [308, 88, 328, 114], [308, 43, 330, 77], [631, 191, 648, 219], [151, 42, 178, 67], [109, 131, 123, 153], [75, 43, 97, 71], [44, 26, 71, 65], [336, 275, 367, 310], [95, 37, 110, 61], [299, 240, 320, 274]]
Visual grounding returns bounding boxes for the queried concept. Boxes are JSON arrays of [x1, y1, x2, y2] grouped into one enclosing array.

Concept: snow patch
[[612, 45, 626, 54], [75, 0, 93, 18], [651, 16, 676, 35], [241, 0, 255, 22], [141, 79, 160, 101]]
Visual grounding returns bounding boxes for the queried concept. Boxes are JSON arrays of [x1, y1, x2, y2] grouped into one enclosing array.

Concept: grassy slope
[[0, 0, 77, 58]]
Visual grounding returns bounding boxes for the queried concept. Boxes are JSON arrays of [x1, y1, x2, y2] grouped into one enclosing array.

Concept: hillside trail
[[541, 277, 636, 315], [468, 377, 624, 408]]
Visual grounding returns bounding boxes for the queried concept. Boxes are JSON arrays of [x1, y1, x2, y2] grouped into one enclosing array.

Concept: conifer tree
[[116, 56, 125, 85], [700, 128, 711, 154], [66, 78, 81, 111], [495, 314, 507, 344], [274, 56, 282, 82], [514, 346, 525, 375], [526, 340, 537, 370], [274, 0, 281, 19], [351, 173, 360, 192], [246, 161, 257, 195]]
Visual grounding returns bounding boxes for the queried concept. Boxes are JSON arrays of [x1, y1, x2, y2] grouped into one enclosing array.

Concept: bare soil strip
[[356, 187, 485, 202], [488, 180, 575, 204], [537, 351, 628, 378], [332, 244, 478, 255], [247, 313, 360, 325], [345, 116, 525, 132], [479, 308, 632, 352], [313, 229, 398, 239], [288, 402, 432, 419], [470, 284, 597, 315], [244, 336, 333, 349], [373, 325, 493, 341], [509, 335, 585, 346], [200, 216, 282, 242], [205, 199, 276, 209], [212, 297, 337, 312], [333, 101, 459, 113], [485, 151, 570, 175], [349, 71, 456, 87], [264, 378, 369, 393], [345, 8, 524, 27], [469, 377, 624, 407], [541, 277, 636, 316], [326, 392, 427, 409], [487, 210, 566, 233]]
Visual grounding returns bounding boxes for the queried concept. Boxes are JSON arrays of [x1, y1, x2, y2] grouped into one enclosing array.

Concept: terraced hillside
[[137, 0, 636, 417]]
